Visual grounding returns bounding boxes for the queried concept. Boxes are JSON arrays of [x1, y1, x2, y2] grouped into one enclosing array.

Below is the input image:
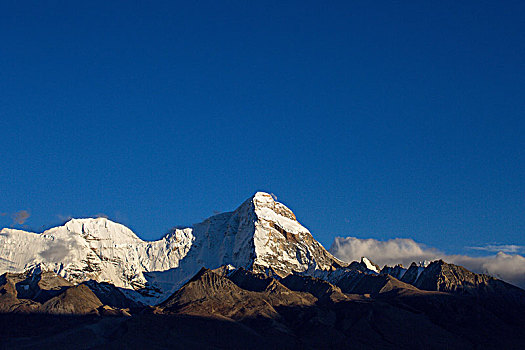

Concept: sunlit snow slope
[[0, 192, 345, 302]]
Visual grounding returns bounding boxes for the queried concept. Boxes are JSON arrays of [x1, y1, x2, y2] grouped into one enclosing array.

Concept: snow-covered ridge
[[0, 192, 345, 303], [0, 217, 194, 292], [361, 257, 379, 273]]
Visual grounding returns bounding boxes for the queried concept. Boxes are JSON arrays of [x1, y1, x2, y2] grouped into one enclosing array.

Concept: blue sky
[[1, 1, 523, 253]]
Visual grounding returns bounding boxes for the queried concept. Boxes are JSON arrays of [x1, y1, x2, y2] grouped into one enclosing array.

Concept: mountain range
[[1, 192, 524, 349]]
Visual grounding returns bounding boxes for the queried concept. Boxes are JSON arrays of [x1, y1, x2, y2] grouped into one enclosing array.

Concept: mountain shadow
[[2, 266, 525, 349]]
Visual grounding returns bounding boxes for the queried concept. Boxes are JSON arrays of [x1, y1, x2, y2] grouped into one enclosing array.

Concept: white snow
[[362, 257, 379, 273], [0, 217, 194, 302], [0, 192, 343, 303]]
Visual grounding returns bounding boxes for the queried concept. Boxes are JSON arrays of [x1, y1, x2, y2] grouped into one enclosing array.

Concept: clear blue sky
[[1, 1, 523, 253]]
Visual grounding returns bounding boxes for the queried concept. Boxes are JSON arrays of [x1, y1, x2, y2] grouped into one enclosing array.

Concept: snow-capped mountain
[[0, 217, 193, 293], [3, 193, 525, 348], [0, 192, 346, 302]]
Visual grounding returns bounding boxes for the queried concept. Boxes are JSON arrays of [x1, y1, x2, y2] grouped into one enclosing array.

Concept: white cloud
[[330, 237, 441, 267], [330, 236, 525, 289]]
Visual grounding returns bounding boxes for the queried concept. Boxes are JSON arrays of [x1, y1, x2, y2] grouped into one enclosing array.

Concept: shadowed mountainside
[[0, 270, 132, 317], [2, 266, 525, 349]]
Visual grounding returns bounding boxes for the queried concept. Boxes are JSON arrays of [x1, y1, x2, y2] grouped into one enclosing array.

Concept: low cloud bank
[[330, 237, 525, 289]]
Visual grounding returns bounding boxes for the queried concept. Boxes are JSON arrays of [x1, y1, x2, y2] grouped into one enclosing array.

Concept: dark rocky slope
[[2, 264, 525, 349]]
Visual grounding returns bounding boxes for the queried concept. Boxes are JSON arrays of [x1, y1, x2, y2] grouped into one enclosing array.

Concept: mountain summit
[[0, 192, 344, 302], [189, 192, 345, 276]]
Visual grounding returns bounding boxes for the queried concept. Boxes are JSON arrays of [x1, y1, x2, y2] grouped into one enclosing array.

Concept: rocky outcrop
[[83, 280, 142, 309], [400, 262, 424, 284], [39, 284, 102, 315], [414, 260, 525, 301], [0, 270, 135, 315], [380, 259, 525, 303]]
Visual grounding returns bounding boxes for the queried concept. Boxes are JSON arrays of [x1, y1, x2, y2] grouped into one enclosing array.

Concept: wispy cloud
[[330, 236, 525, 289], [468, 244, 525, 254], [39, 237, 81, 262], [12, 210, 30, 225]]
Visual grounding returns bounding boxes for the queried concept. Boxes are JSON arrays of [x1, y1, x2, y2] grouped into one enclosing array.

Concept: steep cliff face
[[249, 192, 345, 275]]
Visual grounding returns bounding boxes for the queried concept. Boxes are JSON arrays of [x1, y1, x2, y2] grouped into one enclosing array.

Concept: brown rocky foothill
[[1, 263, 525, 349]]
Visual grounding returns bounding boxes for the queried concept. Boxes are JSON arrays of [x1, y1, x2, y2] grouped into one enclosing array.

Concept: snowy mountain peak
[[253, 191, 274, 201], [0, 192, 345, 303], [63, 217, 142, 242], [245, 193, 345, 276], [251, 192, 297, 221], [361, 257, 380, 273], [0, 217, 193, 300]]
